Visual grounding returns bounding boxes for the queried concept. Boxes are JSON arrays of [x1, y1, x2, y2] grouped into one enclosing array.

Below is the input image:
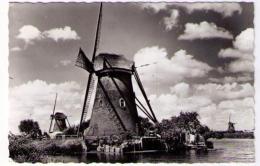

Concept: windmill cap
[[54, 112, 67, 119], [94, 53, 133, 71]]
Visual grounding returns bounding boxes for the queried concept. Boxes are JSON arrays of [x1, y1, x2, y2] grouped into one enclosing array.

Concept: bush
[[9, 137, 44, 163]]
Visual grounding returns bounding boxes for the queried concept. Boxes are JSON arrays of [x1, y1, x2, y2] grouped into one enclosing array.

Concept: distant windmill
[[75, 3, 158, 137], [227, 114, 236, 133], [48, 93, 71, 133]]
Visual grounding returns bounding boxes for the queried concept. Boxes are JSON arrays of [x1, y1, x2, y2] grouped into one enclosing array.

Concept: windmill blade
[[52, 93, 58, 115], [132, 66, 158, 123], [49, 93, 58, 133], [77, 72, 93, 135], [77, 3, 103, 137], [75, 48, 94, 73], [66, 118, 71, 128], [91, 2, 103, 62], [49, 116, 54, 133]]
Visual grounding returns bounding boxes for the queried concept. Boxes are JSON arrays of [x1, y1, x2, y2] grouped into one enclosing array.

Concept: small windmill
[[227, 114, 236, 133], [75, 3, 158, 137], [48, 93, 71, 133]]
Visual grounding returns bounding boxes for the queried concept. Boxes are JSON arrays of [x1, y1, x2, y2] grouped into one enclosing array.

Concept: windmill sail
[[49, 93, 58, 133], [77, 3, 103, 136], [76, 48, 94, 72], [81, 75, 98, 122]]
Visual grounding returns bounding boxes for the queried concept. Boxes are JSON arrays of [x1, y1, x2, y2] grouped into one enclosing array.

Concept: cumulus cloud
[[134, 46, 212, 89], [218, 48, 253, 60], [43, 26, 80, 42], [9, 80, 84, 134], [209, 75, 253, 84], [175, 2, 242, 17], [178, 21, 233, 40], [148, 93, 212, 122], [218, 28, 254, 73], [16, 25, 80, 45], [146, 82, 254, 130], [228, 60, 254, 73], [140, 3, 168, 13], [194, 82, 254, 102], [218, 97, 254, 110], [163, 9, 179, 31], [233, 28, 254, 52], [17, 25, 43, 44], [140, 3, 179, 30], [170, 82, 190, 98]]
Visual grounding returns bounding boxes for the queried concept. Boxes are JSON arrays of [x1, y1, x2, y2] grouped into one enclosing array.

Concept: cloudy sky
[[9, 2, 254, 133]]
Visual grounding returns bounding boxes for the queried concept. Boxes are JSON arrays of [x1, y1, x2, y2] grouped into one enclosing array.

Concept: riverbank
[[9, 136, 83, 163], [209, 131, 254, 139], [44, 139, 256, 163]]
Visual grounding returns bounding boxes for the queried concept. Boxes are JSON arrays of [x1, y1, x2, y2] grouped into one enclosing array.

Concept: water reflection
[[46, 139, 254, 163]]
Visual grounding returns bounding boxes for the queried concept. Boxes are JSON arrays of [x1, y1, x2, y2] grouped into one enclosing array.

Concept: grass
[[9, 136, 83, 163]]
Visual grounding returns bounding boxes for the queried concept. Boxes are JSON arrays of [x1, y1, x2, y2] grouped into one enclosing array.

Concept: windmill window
[[119, 98, 126, 108]]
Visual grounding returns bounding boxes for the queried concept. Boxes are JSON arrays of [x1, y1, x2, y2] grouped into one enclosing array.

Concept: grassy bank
[[9, 136, 83, 163]]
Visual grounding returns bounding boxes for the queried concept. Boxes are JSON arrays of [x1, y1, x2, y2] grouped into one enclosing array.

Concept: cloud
[[140, 3, 179, 30], [175, 2, 242, 17], [163, 9, 179, 31], [148, 93, 213, 122], [147, 82, 254, 130], [140, 3, 168, 13], [178, 21, 233, 40], [43, 26, 80, 42], [16, 25, 42, 44], [10, 46, 22, 52], [233, 28, 254, 52], [218, 28, 254, 73], [134, 46, 212, 89], [194, 82, 254, 102], [9, 80, 83, 134], [209, 75, 253, 84], [218, 48, 253, 60], [218, 97, 254, 110], [16, 25, 80, 45], [228, 60, 254, 73], [60, 59, 72, 66], [170, 82, 190, 98]]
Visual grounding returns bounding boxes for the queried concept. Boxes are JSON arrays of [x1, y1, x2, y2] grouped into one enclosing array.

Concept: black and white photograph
[[7, 1, 255, 164]]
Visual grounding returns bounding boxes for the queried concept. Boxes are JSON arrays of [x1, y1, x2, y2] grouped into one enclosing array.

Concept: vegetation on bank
[[9, 135, 83, 163], [9, 112, 254, 162], [208, 131, 254, 139]]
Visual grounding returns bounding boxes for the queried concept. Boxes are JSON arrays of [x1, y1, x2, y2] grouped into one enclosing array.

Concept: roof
[[54, 112, 67, 119], [94, 53, 133, 71]]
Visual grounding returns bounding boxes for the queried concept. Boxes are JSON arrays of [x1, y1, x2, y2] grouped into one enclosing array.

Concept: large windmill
[[75, 3, 157, 137], [49, 93, 71, 133]]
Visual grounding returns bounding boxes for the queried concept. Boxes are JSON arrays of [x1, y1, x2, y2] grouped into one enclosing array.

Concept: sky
[[8, 2, 255, 133]]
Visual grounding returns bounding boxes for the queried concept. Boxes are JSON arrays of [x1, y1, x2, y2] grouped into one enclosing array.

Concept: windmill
[[75, 3, 158, 137], [227, 114, 236, 133], [49, 93, 71, 133]]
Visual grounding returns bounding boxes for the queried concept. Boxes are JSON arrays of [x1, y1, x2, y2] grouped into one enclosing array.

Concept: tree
[[155, 112, 211, 138], [18, 119, 42, 139], [138, 116, 154, 135]]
